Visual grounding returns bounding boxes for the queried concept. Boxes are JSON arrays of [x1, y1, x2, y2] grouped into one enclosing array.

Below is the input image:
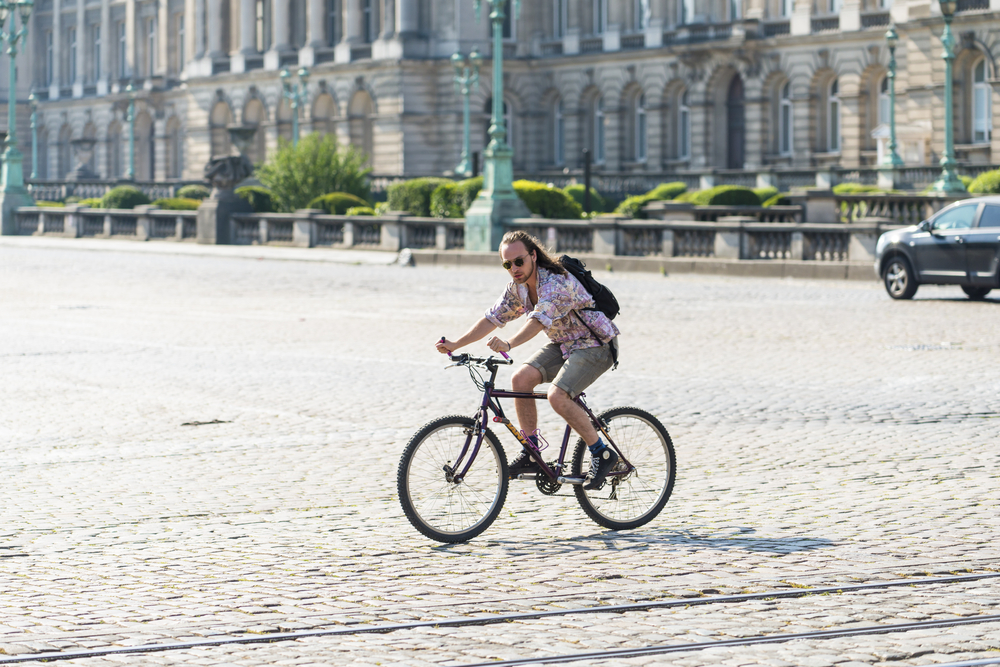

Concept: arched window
[[57, 125, 72, 179], [974, 59, 992, 144], [107, 122, 122, 178], [678, 90, 690, 160], [779, 82, 792, 156], [312, 93, 338, 138], [349, 90, 375, 163], [635, 94, 647, 162], [593, 0, 606, 34], [878, 75, 890, 126], [594, 97, 606, 164], [554, 100, 565, 166], [828, 78, 840, 152], [166, 118, 183, 178]]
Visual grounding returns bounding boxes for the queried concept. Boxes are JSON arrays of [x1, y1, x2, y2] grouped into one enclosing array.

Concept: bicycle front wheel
[[397, 415, 509, 543], [572, 407, 676, 530]]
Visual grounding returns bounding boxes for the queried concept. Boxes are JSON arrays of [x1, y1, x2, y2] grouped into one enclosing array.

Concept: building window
[[554, 100, 565, 166], [878, 76, 890, 126], [828, 78, 841, 152], [880, 0, 893, 7], [781, 0, 792, 17], [177, 15, 185, 72], [974, 59, 992, 144], [118, 22, 127, 78], [554, 0, 566, 38], [45, 30, 53, 86], [679, 0, 694, 25], [594, 97, 605, 164], [147, 18, 157, 76], [327, 0, 340, 46], [730, 0, 741, 20], [827, 0, 841, 12], [635, 94, 647, 162], [503, 1, 514, 39], [593, 0, 606, 35], [68, 27, 77, 83], [779, 82, 792, 155], [362, 0, 373, 42], [93, 25, 102, 81], [678, 90, 690, 159], [634, 0, 648, 30], [257, 0, 272, 52]]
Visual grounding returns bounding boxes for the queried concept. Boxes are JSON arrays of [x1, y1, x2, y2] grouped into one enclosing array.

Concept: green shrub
[[78, 198, 104, 208], [64, 196, 81, 204], [101, 186, 151, 210], [967, 170, 1000, 193], [387, 177, 453, 217], [832, 183, 885, 195], [646, 182, 688, 201], [689, 185, 760, 206], [176, 184, 211, 200], [762, 193, 792, 207], [430, 182, 460, 218], [34, 200, 65, 208], [613, 194, 656, 219], [152, 197, 202, 211], [563, 184, 608, 213], [753, 186, 780, 205], [673, 190, 700, 203], [235, 185, 277, 213], [255, 133, 371, 212], [307, 192, 370, 215], [455, 177, 483, 212], [961, 175, 974, 189], [513, 180, 584, 219], [346, 206, 375, 216]]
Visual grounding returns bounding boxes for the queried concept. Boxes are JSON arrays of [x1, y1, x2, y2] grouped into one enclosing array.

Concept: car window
[[932, 204, 977, 231], [978, 204, 1000, 228]]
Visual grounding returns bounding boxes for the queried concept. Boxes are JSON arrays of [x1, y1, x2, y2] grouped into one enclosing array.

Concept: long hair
[[500, 230, 566, 275]]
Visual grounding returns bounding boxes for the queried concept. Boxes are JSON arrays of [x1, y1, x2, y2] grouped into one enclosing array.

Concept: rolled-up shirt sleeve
[[485, 283, 526, 328]]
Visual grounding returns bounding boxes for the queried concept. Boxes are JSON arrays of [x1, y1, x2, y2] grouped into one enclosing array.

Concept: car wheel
[[961, 285, 992, 300], [883, 257, 918, 300]]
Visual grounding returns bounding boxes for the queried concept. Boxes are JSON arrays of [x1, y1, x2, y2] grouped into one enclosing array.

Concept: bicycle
[[397, 350, 676, 543]]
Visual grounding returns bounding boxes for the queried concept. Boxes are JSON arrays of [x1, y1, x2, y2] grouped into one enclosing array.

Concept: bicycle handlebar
[[442, 337, 513, 368]]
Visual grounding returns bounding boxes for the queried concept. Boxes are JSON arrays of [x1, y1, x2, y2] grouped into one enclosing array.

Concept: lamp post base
[[931, 163, 966, 194], [464, 195, 531, 252]]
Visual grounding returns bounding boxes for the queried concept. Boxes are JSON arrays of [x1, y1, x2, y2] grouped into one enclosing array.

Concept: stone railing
[[13, 205, 197, 241], [26, 179, 203, 203], [835, 193, 967, 225]]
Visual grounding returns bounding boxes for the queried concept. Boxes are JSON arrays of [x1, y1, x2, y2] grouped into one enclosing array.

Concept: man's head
[[499, 231, 567, 284]]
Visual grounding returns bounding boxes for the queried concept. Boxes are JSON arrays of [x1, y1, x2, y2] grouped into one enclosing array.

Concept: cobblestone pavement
[[1, 240, 999, 666]]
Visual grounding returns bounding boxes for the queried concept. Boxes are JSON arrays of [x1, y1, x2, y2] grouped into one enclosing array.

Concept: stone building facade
[[11, 0, 1000, 183]]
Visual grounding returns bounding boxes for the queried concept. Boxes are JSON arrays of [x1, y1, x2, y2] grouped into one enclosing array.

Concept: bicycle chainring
[[535, 463, 562, 495]]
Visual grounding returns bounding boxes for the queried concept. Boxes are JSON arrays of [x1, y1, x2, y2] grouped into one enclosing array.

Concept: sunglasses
[[501, 254, 531, 271]]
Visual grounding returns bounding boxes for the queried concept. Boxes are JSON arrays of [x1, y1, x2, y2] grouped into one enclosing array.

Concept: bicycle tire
[[397, 415, 509, 543], [572, 407, 676, 530]]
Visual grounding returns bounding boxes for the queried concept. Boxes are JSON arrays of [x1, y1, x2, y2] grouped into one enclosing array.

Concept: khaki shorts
[[524, 337, 619, 398]]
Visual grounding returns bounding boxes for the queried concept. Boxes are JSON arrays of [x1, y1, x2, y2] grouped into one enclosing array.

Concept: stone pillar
[[840, 0, 861, 31], [194, 0, 206, 61], [158, 0, 169, 77], [264, 0, 292, 69], [744, 85, 765, 170], [397, 0, 418, 35], [804, 189, 839, 223], [98, 0, 111, 95], [336, 0, 361, 63], [231, 0, 257, 72], [207, 0, 224, 58], [49, 0, 62, 100], [126, 0, 137, 76], [299, 0, 328, 64], [791, 0, 811, 36], [73, 0, 85, 97]]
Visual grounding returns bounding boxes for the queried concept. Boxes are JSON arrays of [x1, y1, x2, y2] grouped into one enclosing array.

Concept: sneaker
[[583, 447, 619, 490], [508, 450, 542, 479]]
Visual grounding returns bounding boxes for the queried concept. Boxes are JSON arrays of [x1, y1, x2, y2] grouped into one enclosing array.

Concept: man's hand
[[436, 338, 458, 354], [486, 336, 511, 353]]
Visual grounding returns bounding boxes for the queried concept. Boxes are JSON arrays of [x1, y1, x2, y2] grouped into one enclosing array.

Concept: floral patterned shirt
[[485, 267, 620, 359]]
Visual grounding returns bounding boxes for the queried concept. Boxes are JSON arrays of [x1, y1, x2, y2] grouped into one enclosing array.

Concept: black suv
[[875, 196, 1000, 300]]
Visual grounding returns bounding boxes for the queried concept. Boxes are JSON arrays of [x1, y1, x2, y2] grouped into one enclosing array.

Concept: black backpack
[[559, 255, 620, 369], [559, 255, 620, 320]]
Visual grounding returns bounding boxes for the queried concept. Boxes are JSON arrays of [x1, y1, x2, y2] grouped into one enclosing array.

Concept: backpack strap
[[573, 311, 618, 371]]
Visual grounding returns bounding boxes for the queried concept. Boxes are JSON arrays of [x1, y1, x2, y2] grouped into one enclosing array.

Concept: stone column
[[49, 0, 62, 100], [158, 0, 169, 77], [207, 0, 224, 58], [397, 0, 418, 35], [264, 0, 292, 69], [743, 85, 765, 170], [126, 0, 137, 77], [98, 0, 110, 94], [73, 0, 85, 97], [791, 0, 811, 36], [335, 0, 361, 63], [231, 0, 257, 72], [299, 0, 329, 65], [840, 0, 861, 32]]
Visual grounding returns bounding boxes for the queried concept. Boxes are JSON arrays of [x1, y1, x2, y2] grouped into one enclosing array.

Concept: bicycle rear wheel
[[397, 415, 509, 543], [572, 407, 675, 530]]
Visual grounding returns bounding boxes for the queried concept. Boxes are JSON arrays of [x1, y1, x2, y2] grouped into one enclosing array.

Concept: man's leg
[[547, 387, 599, 445], [511, 364, 542, 435]]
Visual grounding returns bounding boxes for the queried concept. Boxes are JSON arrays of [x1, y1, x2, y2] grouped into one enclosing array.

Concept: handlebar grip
[[441, 336, 452, 358], [499, 350, 511, 360]]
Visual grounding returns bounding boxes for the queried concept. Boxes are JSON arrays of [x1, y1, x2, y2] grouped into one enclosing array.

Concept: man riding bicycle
[[436, 230, 620, 490]]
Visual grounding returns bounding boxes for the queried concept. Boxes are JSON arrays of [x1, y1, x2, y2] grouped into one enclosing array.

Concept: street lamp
[[882, 26, 904, 169], [932, 0, 966, 193], [463, 0, 529, 252], [451, 48, 482, 177], [280, 66, 310, 147], [0, 0, 34, 194], [124, 82, 136, 180], [28, 92, 37, 179]]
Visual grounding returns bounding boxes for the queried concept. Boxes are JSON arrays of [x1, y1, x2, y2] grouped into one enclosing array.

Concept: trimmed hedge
[[387, 177, 452, 217], [832, 183, 885, 195], [513, 180, 584, 219], [967, 170, 1000, 193], [612, 181, 688, 219], [346, 206, 375, 216], [753, 186, 779, 205], [34, 200, 64, 208], [647, 182, 688, 201], [563, 184, 608, 213], [78, 198, 104, 208], [762, 192, 792, 207], [430, 177, 483, 218], [152, 197, 202, 211], [235, 185, 277, 213], [101, 186, 151, 210], [307, 192, 370, 215], [176, 184, 211, 200], [688, 185, 760, 206]]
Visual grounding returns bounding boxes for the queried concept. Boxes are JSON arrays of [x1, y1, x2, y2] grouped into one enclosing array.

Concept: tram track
[[1, 571, 998, 664]]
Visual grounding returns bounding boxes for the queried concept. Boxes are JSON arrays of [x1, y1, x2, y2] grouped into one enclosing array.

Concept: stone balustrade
[[14, 205, 198, 241]]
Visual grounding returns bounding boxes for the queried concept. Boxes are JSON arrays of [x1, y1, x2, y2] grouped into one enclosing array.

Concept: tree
[[254, 134, 372, 212]]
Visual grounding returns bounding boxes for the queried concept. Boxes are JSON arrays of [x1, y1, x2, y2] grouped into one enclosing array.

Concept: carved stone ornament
[[203, 155, 254, 192]]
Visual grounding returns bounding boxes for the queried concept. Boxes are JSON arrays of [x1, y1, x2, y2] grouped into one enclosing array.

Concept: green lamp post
[[452, 48, 482, 178], [463, 0, 529, 252], [280, 66, 310, 147], [0, 0, 34, 194], [123, 83, 136, 180], [932, 0, 966, 193], [882, 26, 904, 169]]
